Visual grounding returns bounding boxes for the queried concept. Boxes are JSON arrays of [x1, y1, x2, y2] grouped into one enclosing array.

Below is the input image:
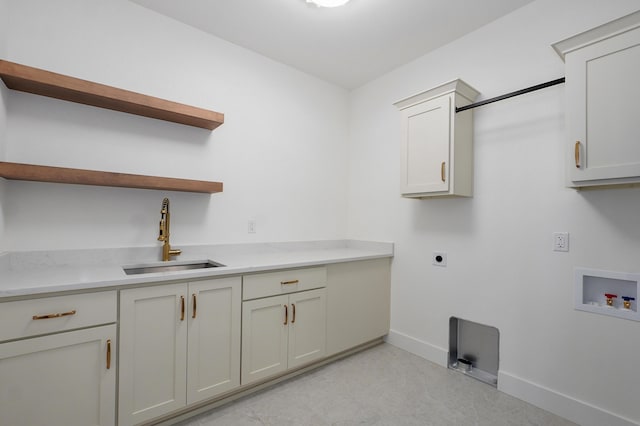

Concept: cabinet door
[[567, 26, 640, 184], [119, 284, 188, 426], [288, 288, 326, 369], [0, 325, 116, 426], [187, 277, 241, 404], [241, 295, 288, 385], [326, 259, 391, 357], [400, 94, 451, 195]]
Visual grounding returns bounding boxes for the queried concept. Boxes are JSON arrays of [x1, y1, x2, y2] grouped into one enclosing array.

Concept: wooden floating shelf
[[0, 162, 223, 194], [0, 59, 224, 130]]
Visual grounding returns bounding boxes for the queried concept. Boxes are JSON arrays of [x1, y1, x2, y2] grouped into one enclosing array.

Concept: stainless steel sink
[[123, 260, 224, 275]]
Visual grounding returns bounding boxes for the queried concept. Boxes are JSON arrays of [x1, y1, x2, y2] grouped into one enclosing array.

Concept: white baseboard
[[498, 371, 639, 426], [384, 329, 448, 367], [385, 330, 639, 426]]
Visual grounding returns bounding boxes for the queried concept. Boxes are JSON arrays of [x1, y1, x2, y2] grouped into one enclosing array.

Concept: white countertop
[[0, 240, 393, 300]]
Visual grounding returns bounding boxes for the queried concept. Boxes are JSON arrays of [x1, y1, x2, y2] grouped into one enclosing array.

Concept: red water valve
[[604, 293, 617, 306]]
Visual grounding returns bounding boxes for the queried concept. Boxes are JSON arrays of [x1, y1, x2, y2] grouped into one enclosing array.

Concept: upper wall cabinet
[[0, 59, 224, 130], [553, 11, 640, 189], [394, 79, 479, 198]]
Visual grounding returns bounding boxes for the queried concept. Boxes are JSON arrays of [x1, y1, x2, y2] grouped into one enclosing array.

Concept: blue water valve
[[621, 296, 635, 310]]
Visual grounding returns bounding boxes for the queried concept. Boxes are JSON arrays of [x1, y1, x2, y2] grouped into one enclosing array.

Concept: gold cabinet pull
[[574, 141, 581, 168], [32, 310, 77, 320], [281, 280, 299, 285], [192, 293, 197, 319], [291, 303, 296, 324], [284, 304, 288, 325], [106, 339, 112, 370], [441, 161, 446, 182], [180, 296, 185, 321]]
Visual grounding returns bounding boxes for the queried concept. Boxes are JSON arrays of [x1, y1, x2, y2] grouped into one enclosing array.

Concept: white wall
[[0, 0, 9, 251], [347, 1, 640, 425], [4, 0, 640, 423], [0, 86, 6, 253], [3, 0, 349, 250]]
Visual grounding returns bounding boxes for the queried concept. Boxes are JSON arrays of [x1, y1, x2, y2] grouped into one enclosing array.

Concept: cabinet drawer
[[0, 291, 117, 342], [243, 267, 327, 300]]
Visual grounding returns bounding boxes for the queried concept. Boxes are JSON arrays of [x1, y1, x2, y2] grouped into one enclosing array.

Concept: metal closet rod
[[455, 77, 565, 113]]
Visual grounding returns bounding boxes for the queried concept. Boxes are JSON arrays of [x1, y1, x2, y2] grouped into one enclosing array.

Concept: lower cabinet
[[0, 326, 116, 426], [287, 289, 327, 369], [118, 277, 241, 426], [326, 258, 391, 356], [0, 257, 391, 426], [241, 288, 327, 385], [0, 292, 117, 426]]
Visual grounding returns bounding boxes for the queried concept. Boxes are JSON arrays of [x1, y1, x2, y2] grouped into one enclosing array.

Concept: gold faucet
[[158, 197, 182, 261]]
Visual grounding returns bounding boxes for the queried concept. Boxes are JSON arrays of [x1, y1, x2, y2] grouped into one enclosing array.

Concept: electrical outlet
[[432, 252, 447, 267], [248, 220, 256, 234], [553, 232, 569, 252]]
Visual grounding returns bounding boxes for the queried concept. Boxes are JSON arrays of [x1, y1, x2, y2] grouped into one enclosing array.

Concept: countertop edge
[[0, 240, 394, 300]]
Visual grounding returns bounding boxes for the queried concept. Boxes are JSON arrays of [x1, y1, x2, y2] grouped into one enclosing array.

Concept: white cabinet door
[[326, 259, 391, 357], [288, 288, 326, 369], [400, 94, 452, 195], [556, 13, 640, 187], [241, 294, 289, 385], [568, 27, 640, 183], [0, 325, 116, 426], [187, 277, 241, 404], [119, 284, 188, 426], [241, 288, 327, 385], [395, 79, 478, 198]]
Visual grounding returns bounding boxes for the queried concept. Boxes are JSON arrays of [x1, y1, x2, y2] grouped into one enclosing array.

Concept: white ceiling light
[[306, 0, 351, 8]]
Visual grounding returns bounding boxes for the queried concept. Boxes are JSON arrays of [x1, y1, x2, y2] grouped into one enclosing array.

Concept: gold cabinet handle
[[106, 339, 112, 370], [180, 296, 185, 321], [192, 293, 197, 319], [441, 162, 446, 182], [32, 310, 77, 320], [284, 304, 288, 325], [281, 280, 299, 285], [291, 303, 296, 324], [574, 141, 581, 168]]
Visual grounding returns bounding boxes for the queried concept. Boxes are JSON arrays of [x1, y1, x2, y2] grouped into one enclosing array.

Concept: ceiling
[[131, 0, 534, 89]]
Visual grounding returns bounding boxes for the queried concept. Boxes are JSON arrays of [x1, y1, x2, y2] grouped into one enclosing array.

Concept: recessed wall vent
[[449, 317, 499, 387]]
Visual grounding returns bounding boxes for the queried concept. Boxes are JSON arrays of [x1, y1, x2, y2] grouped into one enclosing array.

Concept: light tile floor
[[176, 343, 577, 426]]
